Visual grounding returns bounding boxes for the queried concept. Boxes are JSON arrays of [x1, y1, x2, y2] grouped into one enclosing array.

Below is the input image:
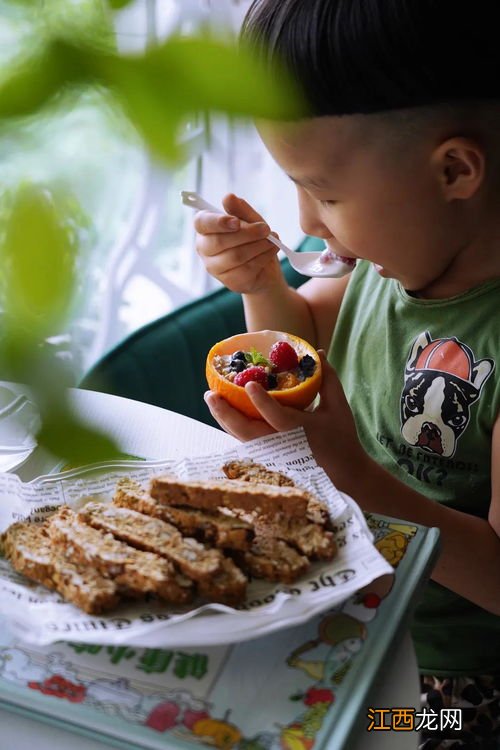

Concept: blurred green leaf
[[1, 0, 41, 6], [0, 333, 121, 465], [37, 404, 122, 465], [106, 0, 135, 8], [0, 34, 304, 161], [99, 53, 182, 161], [98, 35, 303, 162], [0, 40, 91, 119], [0, 328, 40, 383], [1, 184, 76, 337], [145, 36, 302, 120], [0, 9, 303, 465]]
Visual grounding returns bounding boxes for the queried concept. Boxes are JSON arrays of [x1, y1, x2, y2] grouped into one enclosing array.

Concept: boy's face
[[258, 116, 467, 295]]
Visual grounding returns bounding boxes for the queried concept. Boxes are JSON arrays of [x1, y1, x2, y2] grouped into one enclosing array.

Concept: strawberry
[[234, 366, 268, 388], [269, 341, 299, 372]]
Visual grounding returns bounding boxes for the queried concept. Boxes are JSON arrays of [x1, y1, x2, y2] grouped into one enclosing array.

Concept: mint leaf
[[245, 347, 272, 367]]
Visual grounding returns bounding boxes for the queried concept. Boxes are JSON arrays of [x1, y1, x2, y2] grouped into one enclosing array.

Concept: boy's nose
[[297, 188, 331, 239]]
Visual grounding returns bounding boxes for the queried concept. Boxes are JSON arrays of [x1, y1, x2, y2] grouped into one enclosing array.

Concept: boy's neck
[[415, 223, 500, 300]]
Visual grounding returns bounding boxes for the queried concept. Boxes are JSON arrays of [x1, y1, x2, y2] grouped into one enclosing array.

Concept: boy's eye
[[320, 199, 337, 207]]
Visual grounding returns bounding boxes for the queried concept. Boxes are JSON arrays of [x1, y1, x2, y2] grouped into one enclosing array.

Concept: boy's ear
[[432, 137, 485, 200]]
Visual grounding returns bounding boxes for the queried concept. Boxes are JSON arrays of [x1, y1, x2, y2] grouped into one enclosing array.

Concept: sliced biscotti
[[234, 537, 310, 584], [2, 520, 120, 614], [253, 517, 336, 560], [49, 507, 192, 604], [197, 557, 248, 607], [150, 475, 310, 520], [2, 459, 337, 615], [1, 521, 55, 589], [216, 504, 335, 560], [78, 500, 223, 582], [149, 503, 254, 551], [222, 460, 296, 487], [114, 479, 254, 551], [96, 491, 248, 606], [222, 460, 330, 527]]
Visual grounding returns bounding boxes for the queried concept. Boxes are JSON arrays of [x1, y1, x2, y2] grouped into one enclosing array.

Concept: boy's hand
[[194, 193, 284, 294], [204, 351, 368, 489]]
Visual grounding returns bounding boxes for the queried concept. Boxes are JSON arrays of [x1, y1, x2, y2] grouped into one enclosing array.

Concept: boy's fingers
[[194, 211, 271, 250], [212, 241, 277, 278], [203, 391, 274, 441], [197, 231, 273, 265], [222, 193, 265, 224], [244, 382, 301, 431], [194, 209, 241, 235]]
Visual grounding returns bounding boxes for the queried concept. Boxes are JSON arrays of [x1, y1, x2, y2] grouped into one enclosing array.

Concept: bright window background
[[0, 0, 302, 379]]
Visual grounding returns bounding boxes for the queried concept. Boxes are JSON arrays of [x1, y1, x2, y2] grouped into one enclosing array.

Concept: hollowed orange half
[[206, 330, 322, 420]]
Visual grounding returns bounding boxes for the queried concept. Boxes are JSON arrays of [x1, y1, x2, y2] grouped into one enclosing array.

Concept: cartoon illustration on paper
[[287, 613, 366, 683]]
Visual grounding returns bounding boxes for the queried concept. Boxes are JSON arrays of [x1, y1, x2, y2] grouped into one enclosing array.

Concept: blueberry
[[267, 373, 278, 390], [229, 358, 246, 373], [232, 350, 247, 361], [299, 355, 316, 377]]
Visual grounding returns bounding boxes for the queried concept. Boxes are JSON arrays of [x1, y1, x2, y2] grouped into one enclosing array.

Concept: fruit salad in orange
[[206, 330, 322, 419]]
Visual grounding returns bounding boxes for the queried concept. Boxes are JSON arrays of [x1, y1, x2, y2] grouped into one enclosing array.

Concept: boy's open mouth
[[319, 249, 357, 268]]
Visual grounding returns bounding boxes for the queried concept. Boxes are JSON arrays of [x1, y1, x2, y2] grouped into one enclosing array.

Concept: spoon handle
[[180, 191, 292, 255], [181, 191, 221, 214]]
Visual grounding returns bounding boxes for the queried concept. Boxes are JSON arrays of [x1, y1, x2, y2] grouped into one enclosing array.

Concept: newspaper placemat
[[0, 428, 393, 647]]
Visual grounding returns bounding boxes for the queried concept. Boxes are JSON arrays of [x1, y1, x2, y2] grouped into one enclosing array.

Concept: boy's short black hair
[[242, 0, 500, 116]]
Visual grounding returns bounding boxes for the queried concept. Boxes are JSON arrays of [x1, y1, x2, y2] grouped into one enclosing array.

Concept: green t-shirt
[[328, 260, 500, 675]]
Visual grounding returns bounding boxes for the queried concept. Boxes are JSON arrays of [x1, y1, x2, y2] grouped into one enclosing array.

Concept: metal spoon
[[181, 191, 355, 278]]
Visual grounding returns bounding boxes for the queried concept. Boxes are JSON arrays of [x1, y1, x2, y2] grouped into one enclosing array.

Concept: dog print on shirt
[[400, 332, 494, 458]]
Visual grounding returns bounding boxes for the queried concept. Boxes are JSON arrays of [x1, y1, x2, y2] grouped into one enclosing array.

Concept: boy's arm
[[338, 412, 500, 616], [488, 413, 500, 537], [243, 274, 351, 350], [194, 194, 350, 349]]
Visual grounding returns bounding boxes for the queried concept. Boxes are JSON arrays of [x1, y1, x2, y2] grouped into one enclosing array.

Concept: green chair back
[[80, 238, 323, 428]]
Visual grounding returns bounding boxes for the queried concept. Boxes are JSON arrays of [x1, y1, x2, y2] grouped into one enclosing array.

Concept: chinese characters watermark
[[367, 706, 462, 733]]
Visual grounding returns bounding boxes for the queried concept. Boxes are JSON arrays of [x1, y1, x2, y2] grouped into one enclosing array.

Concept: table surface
[[1, 386, 420, 749]]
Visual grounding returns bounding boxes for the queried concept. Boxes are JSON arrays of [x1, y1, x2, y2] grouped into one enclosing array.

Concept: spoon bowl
[[181, 191, 355, 279]]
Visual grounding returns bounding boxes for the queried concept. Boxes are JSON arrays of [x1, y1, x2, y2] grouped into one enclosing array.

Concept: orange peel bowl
[[206, 330, 322, 420]]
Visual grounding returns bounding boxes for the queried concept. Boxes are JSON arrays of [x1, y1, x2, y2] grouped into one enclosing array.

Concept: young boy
[[194, 1, 500, 747]]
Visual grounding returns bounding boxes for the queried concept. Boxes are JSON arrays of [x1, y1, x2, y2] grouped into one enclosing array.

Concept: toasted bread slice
[[49, 507, 192, 604], [78, 500, 223, 582], [150, 475, 310, 519], [2, 520, 120, 614], [114, 479, 254, 551]]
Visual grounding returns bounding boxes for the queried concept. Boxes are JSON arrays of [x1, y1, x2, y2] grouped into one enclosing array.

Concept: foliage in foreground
[[0, 0, 302, 465]]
